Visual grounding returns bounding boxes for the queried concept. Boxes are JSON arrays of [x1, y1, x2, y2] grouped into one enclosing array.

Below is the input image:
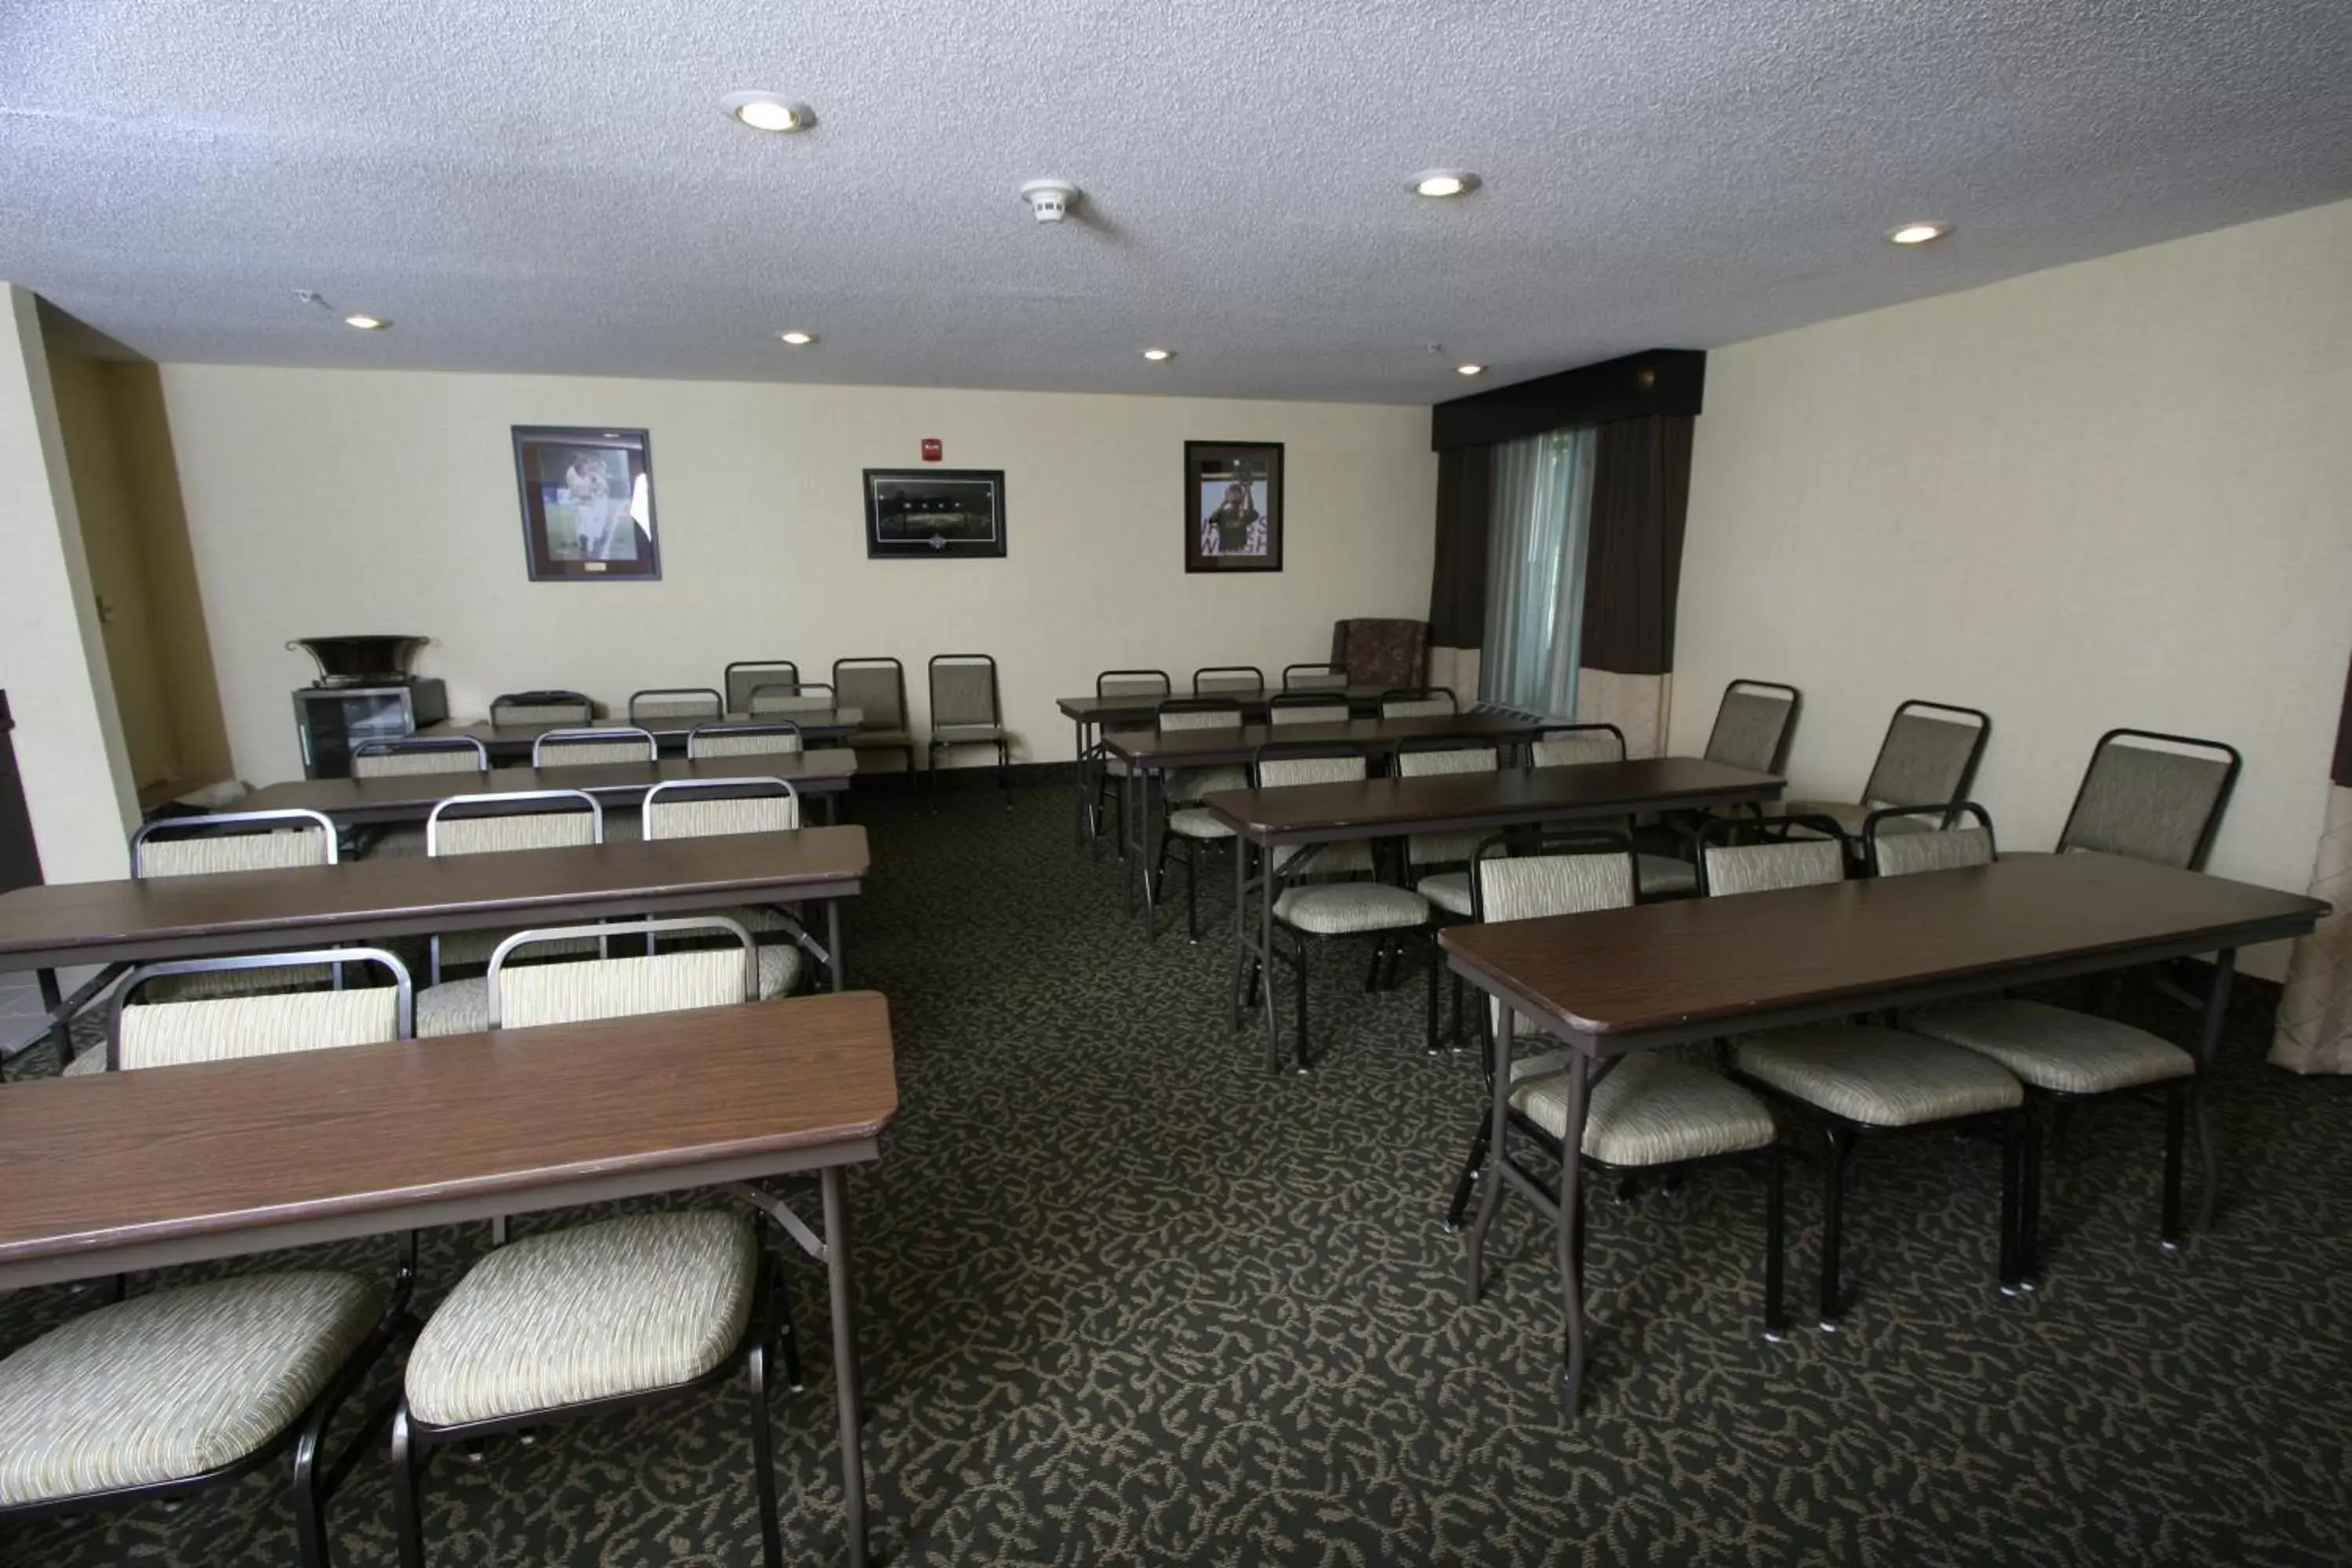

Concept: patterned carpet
[[7, 785, 2352, 1566]]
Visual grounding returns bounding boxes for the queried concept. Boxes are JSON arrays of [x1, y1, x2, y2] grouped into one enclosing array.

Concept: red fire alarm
[[920, 437, 943, 463]]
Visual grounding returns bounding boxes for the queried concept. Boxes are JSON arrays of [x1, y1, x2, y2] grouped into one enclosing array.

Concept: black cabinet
[[292, 679, 449, 779]]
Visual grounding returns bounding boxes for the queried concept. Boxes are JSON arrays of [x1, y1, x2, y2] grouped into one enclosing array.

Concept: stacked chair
[[927, 653, 1012, 800], [1087, 669, 1171, 848], [834, 657, 916, 775]]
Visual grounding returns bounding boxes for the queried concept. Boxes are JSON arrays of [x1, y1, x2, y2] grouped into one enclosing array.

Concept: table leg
[[1465, 1004, 1515, 1301], [822, 1167, 870, 1568], [1552, 1052, 1593, 1417], [1141, 774, 1163, 934], [1073, 719, 1091, 848], [36, 967, 67, 1069], [1229, 837, 1250, 1029], [2194, 948, 2236, 1231], [1259, 844, 1283, 1073], [1122, 768, 1141, 915], [827, 902, 846, 993]]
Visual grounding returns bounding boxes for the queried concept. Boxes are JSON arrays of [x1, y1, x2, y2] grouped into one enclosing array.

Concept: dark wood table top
[[0, 991, 897, 1287], [0, 826, 869, 971], [429, 710, 865, 750], [1057, 687, 1388, 722], [1203, 757, 1782, 842], [1103, 713, 1541, 768], [1442, 852, 2328, 1046], [241, 752, 857, 823]]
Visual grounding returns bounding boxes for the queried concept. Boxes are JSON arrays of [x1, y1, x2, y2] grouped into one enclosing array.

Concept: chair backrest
[[426, 789, 603, 856], [628, 687, 724, 723], [1700, 824, 1846, 897], [2056, 729, 2241, 870], [492, 690, 593, 726], [1867, 803, 1997, 877], [1253, 742, 1367, 789], [1267, 693, 1349, 727], [929, 655, 1002, 728], [1397, 739, 1499, 778], [1330, 618, 1427, 690], [487, 917, 756, 1030], [748, 680, 836, 716], [1531, 724, 1626, 769], [1096, 669, 1170, 702], [107, 949, 412, 1071], [1379, 688, 1457, 720], [642, 776, 800, 838], [1470, 833, 1636, 924], [1859, 700, 1991, 813], [688, 720, 804, 759], [1157, 697, 1243, 734], [531, 726, 657, 768], [1282, 663, 1348, 691], [131, 809, 338, 879], [1192, 666, 1265, 696], [724, 661, 799, 713], [833, 659, 907, 728], [352, 736, 489, 779], [1703, 681, 1800, 773]]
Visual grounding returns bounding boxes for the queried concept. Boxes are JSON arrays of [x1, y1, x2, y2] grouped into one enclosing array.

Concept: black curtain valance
[[1430, 349, 1704, 452]]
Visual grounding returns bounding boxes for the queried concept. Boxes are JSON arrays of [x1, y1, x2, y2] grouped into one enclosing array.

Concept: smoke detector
[[1019, 179, 1080, 223]]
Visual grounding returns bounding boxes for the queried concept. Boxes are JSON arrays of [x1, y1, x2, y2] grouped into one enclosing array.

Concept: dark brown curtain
[[2333, 651, 2352, 788], [1427, 445, 1491, 650], [1579, 415, 1694, 675]]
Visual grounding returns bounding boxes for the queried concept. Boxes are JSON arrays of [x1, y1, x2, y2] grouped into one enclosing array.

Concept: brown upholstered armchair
[[1329, 619, 1428, 691]]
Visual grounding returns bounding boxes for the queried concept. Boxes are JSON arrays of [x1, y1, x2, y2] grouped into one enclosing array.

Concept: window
[[1479, 427, 1595, 716]]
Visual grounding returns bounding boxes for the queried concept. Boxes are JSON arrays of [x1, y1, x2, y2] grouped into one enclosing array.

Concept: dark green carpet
[[6, 786, 2352, 1565]]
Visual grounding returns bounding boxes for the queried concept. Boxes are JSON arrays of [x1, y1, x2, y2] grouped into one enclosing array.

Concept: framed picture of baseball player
[[1184, 440, 1283, 574], [511, 426, 662, 582]]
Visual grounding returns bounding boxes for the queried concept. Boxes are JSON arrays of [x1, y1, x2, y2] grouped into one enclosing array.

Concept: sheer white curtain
[[1479, 428, 1595, 716]]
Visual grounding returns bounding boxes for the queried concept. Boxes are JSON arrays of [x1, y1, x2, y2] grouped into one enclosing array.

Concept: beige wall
[[0, 285, 139, 883], [1674, 198, 2352, 976], [156, 366, 1437, 780]]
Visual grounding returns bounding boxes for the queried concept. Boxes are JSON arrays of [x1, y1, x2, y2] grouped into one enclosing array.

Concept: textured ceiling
[[5, 0, 2350, 403]]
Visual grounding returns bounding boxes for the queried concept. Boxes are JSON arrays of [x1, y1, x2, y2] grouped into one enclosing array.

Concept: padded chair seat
[[1168, 807, 1236, 840], [1102, 755, 1131, 778], [931, 724, 1005, 743], [1416, 870, 1472, 916], [404, 1213, 757, 1428], [1908, 999, 2194, 1095], [358, 825, 428, 861], [416, 977, 488, 1037], [1510, 1051, 1778, 1166], [850, 728, 913, 748], [437, 927, 598, 969], [138, 964, 336, 1003], [754, 944, 805, 1000], [1169, 765, 1248, 804], [61, 1044, 106, 1076], [1273, 883, 1429, 935], [1635, 853, 1698, 897], [1736, 1025, 2022, 1128], [0, 1272, 383, 1506]]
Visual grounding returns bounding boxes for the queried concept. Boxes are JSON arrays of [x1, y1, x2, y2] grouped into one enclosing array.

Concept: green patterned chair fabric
[[1167, 807, 1236, 840], [1475, 848, 1635, 1040], [688, 725, 803, 758], [404, 1212, 757, 1428], [1269, 703, 1348, 727], [533, 737, 655, 768], [748, 686, 834, 716], [428, 808, 597, 858], [422, 944, 796, 1036], [628, 691, 723, 722], [1399, 746, 1500, 868], [116, 988, 401, 1071], [1272, 882, 1429, 935], [1873, 825, 1995, 877], [0, 1272, 383, 1505], [1379, 696, 1455, 719], [1414, 871, 1473, 916], [1705, 688, 1795, 773], [834, 662, 908, 730], [724, 664, 798, 713], [1703, 838, 1844, 897], [492, 701, 592, 726], [135, 826, 332, 879], [1511, 1051, 1777, 1165], [929, 660, 1001, 731], [2060, 742, 2235, 869], [644, 791, 799, 840], [491, 947, 752, 1030], [1260, 753, 1376, 877], [1735, 1024, 2023, 1128], [353, 745, 486, 779], [1863, 711, 1984, 811], [1907, 999, 2194, 1095], [1162, 706, 1244, 804], [1533, 731, 1624, 768]]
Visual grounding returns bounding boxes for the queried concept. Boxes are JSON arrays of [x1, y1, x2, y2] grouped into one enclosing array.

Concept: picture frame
[[511, 426, 661, 582], [864, 468, 1007, 559], [1185, 440, 1283, 573]]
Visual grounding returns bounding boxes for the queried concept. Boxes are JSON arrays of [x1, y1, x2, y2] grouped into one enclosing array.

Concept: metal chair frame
[[927, 652, 1011, 803], [104, 947, 416, 1071], [723, 660, 800, 713], [1084, 671, 1172, 848], [1703, 679, 1802, 774], [1441, 831, 1789, 1342], [351, 736, 490, 777], [1282, 662, 1348, 691], [1191, 665, 1265, 696], [2055, 728, 2243, 872], [746, 680, 837, 716], [626, 687, 724, 724], [131, 808, 339, 878], [530, 726, 656, 768], [485, 916, 758, 1027], [3, 949, 423, 1565], [833, 657, 916, 775], [1861, 801, 1998, 877], [489, 690, 593, 727], [1378, 686, 1459, 719], [1265, 691, 1352, 728], [423, 789, 604, 983], [687, 720, 805, 759]]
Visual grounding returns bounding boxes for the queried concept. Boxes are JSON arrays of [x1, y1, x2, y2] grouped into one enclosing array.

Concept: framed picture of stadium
[[1184, 440, 1283, 574], [510, 426, 662, 582], [863, 469, 1007, 559]]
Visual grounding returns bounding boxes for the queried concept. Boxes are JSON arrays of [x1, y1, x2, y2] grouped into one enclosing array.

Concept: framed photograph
[[511, 426, 661, 582], [1185, 441, 1283, 573], [864, 469, 1007, 559]]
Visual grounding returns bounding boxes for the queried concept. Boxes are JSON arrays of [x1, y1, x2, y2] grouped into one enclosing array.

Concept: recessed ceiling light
[[724, 92, 814, 133], [1411, 170, 1481, 199], [778, 330, 817, 346], [1455, 363, 1485, 376], [1888, 221, 1949, 246], [342, 314, 388, 330], [1141, 347, 1174, 362]]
